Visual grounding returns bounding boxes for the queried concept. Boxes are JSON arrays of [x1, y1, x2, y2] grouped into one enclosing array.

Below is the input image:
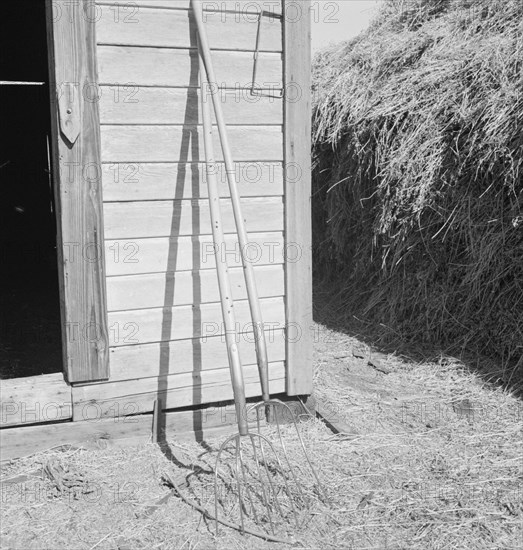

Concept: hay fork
[[192, 0, 326, 539]]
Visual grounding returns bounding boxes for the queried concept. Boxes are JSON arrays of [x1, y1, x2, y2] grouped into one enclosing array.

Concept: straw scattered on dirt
[[1, 322, 522, 549]]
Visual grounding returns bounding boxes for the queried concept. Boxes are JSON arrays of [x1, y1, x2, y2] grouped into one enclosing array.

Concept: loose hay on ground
[[1, 325, 522, 549]]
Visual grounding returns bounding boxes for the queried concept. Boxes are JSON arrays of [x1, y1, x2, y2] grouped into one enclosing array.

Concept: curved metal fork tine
[[273, 400, 327, 501], [239, 436, 259, 526], [253, 399, 326, 502], [249, 433, 277, 533], [268, 405, 307, 524], [253, 430, 285, 520], [215, 433, 239, 535], [234, 437, 246, 534], [254, 430, 301, 528], [213, 405, 326, 538]]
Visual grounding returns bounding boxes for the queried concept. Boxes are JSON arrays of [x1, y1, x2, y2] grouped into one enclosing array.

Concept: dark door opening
[[0, 3, 62, 379]]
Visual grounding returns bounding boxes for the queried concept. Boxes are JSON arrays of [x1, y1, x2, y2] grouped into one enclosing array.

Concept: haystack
[[312, 0, 523, 383]]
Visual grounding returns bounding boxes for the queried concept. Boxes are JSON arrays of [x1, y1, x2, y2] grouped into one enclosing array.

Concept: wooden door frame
[[45, 0, 109, 384], [283, 0, 313, 395]]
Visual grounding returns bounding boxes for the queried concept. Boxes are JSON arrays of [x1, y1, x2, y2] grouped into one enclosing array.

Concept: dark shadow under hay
[[312, 278, 523, 399]]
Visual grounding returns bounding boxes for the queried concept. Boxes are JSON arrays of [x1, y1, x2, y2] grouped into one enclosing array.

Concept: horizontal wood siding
[[92, 0, 286, 413], [102, 162, 284, 202], [97, 1, 282, 14], [101, 125, 283, 163], [72, 362, 285, 420], [104, 197, 283, 238], [107, 264, 284, 310], [96, 5, 282, 51], [107, 297, 285, 347], [104, 232, 284, 276], [108, 330, 286, 380], [98, 47, 282, 88], [99, 88, 283, 125]]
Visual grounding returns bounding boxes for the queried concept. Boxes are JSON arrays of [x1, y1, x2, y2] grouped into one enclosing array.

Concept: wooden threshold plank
[[0, 374, 72, 428], [0, 400, 275, 462]]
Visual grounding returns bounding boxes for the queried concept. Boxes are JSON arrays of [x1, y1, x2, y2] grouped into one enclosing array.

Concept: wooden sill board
[[0, 373, 72, 429], [0, 402, 269, 462]]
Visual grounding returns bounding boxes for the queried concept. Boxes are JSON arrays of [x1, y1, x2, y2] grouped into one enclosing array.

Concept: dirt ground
[[1, 320, 522, 549]]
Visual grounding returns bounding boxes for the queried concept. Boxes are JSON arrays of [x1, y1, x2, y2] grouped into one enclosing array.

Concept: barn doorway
[[0, 3, 63, 379]]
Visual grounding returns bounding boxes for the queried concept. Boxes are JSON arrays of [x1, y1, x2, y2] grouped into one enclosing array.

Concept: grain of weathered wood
[[103, 197, 283, 239], [99, 87, 283, 125], [283, 1, 313, 395], [97, 5, 282, 51], [46, 0, 109, 383], [0, 397, 278, 461], [104, 232, 285, 276], [100, 125, 283, 162], [107, 296, 285, 346], [0, 415, 151, 461], [101, 162, 284, 201], [0, 373, 72, 428], [72, 362, 285, 420], [97, 46, 283, 88], [106, 264, 284, 310], [96, 0, 282, 15], [109, 330, 286, 380]]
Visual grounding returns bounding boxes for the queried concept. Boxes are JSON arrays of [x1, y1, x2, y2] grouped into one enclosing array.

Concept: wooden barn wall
[[72, 0, 287, 418]]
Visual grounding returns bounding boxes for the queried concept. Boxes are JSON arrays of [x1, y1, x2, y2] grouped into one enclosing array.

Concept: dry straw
[[312, 0, 523, 386], [2, 329, 522, 549]]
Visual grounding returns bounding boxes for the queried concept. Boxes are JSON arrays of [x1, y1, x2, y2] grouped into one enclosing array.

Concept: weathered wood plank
[[72, 362, 285, 419], [99, 87, 283, 125], [103, 197, 283, 239], [109, 330, 286, 380], [107, 296, 285, 347], [102, 162, 284, 202], [97, 46, 283, 88], [100, 125, 283, 163], [0, 374, 72, 428], [46, 1, 109, 383], [104, 232, 285, 275], [96, 1, 282, 15], [0, 416, 151, 461], [0, 401, 275, 461], [107, 264, 284, 311], [97, 5, 282, 51], [284, 0, 313, 395]]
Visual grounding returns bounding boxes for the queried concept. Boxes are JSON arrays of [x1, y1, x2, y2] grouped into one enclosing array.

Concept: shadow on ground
[[312, 277, 523, 400]]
